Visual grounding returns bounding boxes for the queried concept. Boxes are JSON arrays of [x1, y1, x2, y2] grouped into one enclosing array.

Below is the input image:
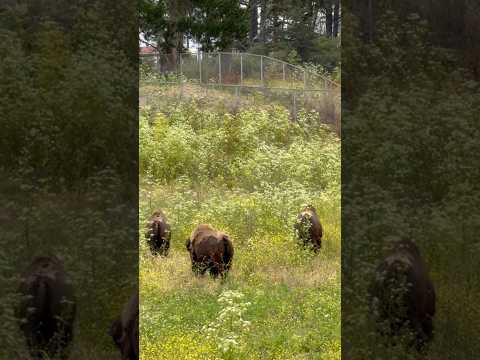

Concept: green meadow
[[139, 94, 341, 359]]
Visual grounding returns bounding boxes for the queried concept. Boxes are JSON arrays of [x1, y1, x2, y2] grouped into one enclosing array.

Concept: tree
[[333, 0, 340, 37], [187, 0, 248, 51], [249, 0, 258, 43], [140, 0, 248, 53], [325, 2, 333, 38]]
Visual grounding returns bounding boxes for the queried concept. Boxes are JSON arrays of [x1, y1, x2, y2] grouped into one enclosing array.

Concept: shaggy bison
[[294, 205, 322, 253], [16, 255, 76, 359], [145, 210, 171, 256], [369, 238, 436, 350], [109, 292, 139, 360], [185, 224, 234, 278]]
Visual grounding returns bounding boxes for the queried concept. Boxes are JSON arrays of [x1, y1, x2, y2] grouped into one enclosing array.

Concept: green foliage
[[308, 37, 341, 72], [140, 0, 340, 70], [140, 102, 339, 192], [140, 0, 249, 52], [0, 2, 137, 187], [187, 0, 249, 51]]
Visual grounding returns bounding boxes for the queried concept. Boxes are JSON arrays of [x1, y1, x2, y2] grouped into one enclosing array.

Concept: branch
[[139, 38, 160, 51]]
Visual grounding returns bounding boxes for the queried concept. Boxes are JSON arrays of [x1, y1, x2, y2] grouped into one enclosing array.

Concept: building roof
[[139, 46, 156, 54]]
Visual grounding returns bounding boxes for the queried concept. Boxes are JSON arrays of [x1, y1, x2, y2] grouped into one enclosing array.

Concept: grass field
[[139, 88, 341, 359]]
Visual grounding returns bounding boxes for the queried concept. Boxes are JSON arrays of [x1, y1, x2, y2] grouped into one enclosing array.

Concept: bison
[[109, 292, 139, 360], [185, 224, 234, 278], [145, 210, 171, 256], [16, 255, 76, 359], [294, 205, 322, 253], [369, 238, 436, 351]]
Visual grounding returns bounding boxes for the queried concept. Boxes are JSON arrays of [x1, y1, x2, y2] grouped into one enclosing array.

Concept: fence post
[[304, 70, 307, 90], [199, 52, 202, 84], [218, 52, 222, 84], [179, 53, 184, 98], [283, 62, 286, 81], [240, 54, 243, 86], [336, 112, 340, 135], [179, 53, 183, 83], [260, 55, 264, 87], [292, 93, 297, 121]]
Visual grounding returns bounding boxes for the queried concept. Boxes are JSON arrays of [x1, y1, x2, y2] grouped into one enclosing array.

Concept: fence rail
[[140, 51, 338, 91]]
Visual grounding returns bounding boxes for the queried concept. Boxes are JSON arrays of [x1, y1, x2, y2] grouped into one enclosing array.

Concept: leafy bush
[[140, 102, 339, 192]]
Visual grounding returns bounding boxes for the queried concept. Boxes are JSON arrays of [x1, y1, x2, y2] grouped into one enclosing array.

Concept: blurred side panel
[[0, 1, 138, 358], [342, 1, 480, 359]]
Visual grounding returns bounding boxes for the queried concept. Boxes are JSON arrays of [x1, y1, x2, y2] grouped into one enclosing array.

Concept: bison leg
[[192, 261, 207, 276], [159, 239, 169, 256], [209, 262, 225, 279], [209, 267, 219, 278], [412, 318, 432, 352], [314, 236, 322, 252], [149, 242, 158, 256], [421, 316, 434, 342]]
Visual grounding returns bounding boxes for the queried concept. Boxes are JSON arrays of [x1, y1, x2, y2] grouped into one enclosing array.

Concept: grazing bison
[[185, 224, 234, 278], [145, 210, 171, 256], [294, 205, 322, 253], [369, 238, 436, 351], [16, 255, 76, 359], [109, 292, 139, 360]]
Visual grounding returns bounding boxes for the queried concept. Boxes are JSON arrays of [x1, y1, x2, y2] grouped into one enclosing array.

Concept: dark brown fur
[[369, 239, 436, 351], [145, 210, 171, 256], [16, 255, 76, 360], [109, 292, 139, 360], [294, 205, 322, 253], [185, 224, 234, 278]]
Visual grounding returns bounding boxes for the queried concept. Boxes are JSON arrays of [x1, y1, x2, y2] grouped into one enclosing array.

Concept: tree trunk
[[249, 0, 258, 43], [168, 47, 177, 73], [271, 2, 280, 43], [325, 5, 333, 38], [368, 0, 374, 42], [333, 0, 340, 37], [260, 0, 267, 42], [465, 0, 480, 79]]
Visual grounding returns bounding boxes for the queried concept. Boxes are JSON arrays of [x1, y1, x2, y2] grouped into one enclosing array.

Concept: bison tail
[[222, 236, 234, 270]]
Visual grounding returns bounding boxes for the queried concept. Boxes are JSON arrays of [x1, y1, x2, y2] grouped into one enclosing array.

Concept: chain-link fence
[[140, 51, 340, 134]]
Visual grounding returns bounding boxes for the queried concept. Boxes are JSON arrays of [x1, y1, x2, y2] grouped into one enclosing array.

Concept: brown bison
[[185, 224, 234, 278], [369, 238, 436, 351], [145, 210, 171, 256], [16, 255, 76, 359], [294, 205, 322, 253], [109, 292, 139, 360]]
